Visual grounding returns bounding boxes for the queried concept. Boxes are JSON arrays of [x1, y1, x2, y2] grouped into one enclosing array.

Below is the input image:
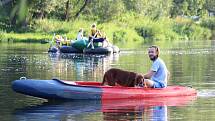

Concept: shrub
[[173, 17, 212, 40], [1, 13, 213, 48], [113, 30, 127, 44], [0, 30, 6, 41], [201, 17, 215, 30]]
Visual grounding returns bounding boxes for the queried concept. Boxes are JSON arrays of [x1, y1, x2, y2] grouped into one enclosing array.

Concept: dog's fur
[[101, 68, 144, 87]]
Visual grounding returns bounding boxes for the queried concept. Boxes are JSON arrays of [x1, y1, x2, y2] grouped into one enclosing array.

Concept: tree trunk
[[10, 0, 17, 25], [10, 16, 17, 25], [74, 0, 90, 19], [64, 0, 70, 21]]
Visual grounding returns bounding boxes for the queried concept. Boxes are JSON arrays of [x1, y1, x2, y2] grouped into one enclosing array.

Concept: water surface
[[0, 41, 215, 121]]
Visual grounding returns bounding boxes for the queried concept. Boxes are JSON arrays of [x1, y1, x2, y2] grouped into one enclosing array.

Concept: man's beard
[[150, 55, 158, 61]]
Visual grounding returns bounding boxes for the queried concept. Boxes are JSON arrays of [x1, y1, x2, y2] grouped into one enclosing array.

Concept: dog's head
[[135, 74, 144, 86]]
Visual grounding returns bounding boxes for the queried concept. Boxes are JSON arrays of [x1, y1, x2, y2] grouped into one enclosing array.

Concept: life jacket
[[90, 28, 102, 38], [60, 36, 70, 46], [61, 40, 67, 45]]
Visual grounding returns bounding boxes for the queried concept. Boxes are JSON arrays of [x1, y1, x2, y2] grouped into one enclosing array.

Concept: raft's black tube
[[48, 46, 59, 53], [83, 46, 113, 54], [60, 46, 82, 53]]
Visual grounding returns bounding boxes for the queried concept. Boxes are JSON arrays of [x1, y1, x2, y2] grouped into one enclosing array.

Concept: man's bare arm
[[144, 70, 155, 79]]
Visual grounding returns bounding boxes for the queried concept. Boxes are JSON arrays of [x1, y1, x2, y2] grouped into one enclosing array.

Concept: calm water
[[0, 41, 215, 121]]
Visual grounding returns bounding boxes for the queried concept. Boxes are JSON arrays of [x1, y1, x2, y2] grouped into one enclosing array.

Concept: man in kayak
[[143, 45, 170, 88]]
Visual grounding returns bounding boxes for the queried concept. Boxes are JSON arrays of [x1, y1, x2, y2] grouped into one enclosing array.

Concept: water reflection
[[103, 106, 167, 121], [14, 96, 196, 121], [48, 53, 119, 81]]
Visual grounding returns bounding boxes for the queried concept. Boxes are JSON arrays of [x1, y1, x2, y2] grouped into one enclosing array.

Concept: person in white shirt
[[77, 28, 84, 40]]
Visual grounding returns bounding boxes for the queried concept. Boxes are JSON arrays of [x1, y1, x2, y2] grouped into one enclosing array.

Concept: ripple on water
[[197, 89, 215, 98], [163, 48, 215, 55]]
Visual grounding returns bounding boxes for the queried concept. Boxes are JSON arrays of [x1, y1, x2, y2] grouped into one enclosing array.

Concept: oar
[[49, 33, 56, 48], [87, 31, 98, 49]]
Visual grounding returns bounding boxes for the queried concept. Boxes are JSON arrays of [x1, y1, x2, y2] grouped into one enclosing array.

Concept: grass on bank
[[0, 32, 52, 43], [0, 14, 214, 48]]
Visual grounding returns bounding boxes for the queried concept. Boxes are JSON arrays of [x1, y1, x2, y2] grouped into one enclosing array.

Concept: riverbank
[[0, 15, 214, 48]]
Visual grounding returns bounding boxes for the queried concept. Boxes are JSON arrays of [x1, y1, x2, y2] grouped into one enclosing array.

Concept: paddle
[[87, 31, 98, 49], [49, 33, 56, 48]]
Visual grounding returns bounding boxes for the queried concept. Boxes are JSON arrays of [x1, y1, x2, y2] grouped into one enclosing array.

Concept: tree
[[205, 0, 215, 12], [86, 0, 125, 21], [74, 0, 90, 19], [9, 0, 28, 25], [171, 0, 207, 17], [123, 0, 173, 19]]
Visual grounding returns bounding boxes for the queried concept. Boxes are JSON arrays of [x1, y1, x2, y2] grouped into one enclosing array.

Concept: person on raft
[[61, 35, 70, 46], [143, 45, 170, 88], [54, 35, 70, 47], [88, 23, 109, 48], [76, 28, 84, 40], [54, 35, 63, 48]]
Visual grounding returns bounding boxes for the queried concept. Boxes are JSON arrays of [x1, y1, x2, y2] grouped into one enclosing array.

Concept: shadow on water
[[13, 96, 196, 121]]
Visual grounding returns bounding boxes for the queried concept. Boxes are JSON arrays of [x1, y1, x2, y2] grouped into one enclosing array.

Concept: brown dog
[[101, 68, 144, 87]]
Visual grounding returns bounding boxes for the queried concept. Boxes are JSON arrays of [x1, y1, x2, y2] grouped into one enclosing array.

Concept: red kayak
[[12, 78, 197, 100]]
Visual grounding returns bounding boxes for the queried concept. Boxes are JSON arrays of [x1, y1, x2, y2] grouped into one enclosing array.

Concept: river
[[0, 40, 215, 121]]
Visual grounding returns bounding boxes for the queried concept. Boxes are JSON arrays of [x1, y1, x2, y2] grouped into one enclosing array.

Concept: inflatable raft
[[48, 39, 120, 54], [12, 78, 197, 100]]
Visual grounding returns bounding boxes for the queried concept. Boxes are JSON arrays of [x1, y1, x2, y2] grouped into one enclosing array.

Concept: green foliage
[[88, 0, 126, 22], [32, 19, 93, 39], [172, 18, 193, 40], [190, 25, 211, 40], [1, 0, 214, 25], [97, 21, 143, 48], [34, 19, 70, 33], [0, 30, 6, 41], [204, 0, 215, 16], [200, 17, 215, 39], [123, 0, 172, 19], [134, 17, 180, 42], [112, 30, 126, 44], [1, 14, 213, 47], [0, 0, 214, 47], [172, 17, 212, 40], [201, 18, 215, 30], [171, 0, 207, 17]]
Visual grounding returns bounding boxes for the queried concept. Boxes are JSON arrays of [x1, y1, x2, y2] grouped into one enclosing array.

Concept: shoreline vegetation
[[0, 1, 215, 48]]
